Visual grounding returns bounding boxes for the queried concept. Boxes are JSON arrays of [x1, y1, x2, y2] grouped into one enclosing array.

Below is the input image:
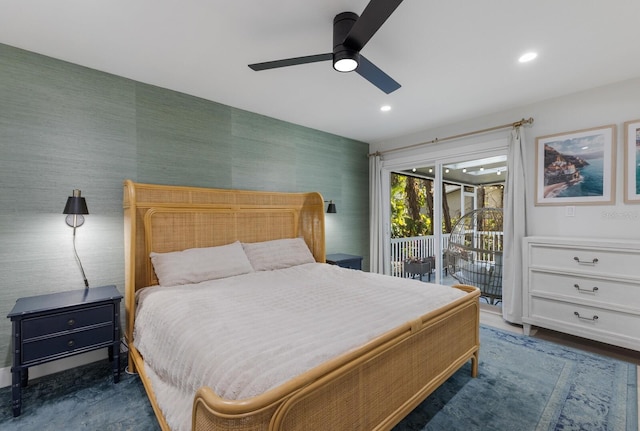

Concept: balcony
[[390, 233, 503, 305]]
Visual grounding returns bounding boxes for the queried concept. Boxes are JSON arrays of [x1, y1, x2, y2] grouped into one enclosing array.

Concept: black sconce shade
[[63, 189, 89, 228], [326, 201, 337, 213], [63, 190, 89, 215]]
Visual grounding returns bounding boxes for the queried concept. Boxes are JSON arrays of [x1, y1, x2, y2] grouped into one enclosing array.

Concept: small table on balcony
[[403, 257, 435, 282]]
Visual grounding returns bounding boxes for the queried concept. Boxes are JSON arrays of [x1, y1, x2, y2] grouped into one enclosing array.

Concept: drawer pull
[[574, 311, 598, 321], [573, 256, 598, 265], [67, 318, 76, 326], [574, 284, 599, 293], [67, 340, 75, 348]]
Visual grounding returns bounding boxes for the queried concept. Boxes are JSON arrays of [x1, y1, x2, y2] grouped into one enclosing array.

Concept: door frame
[[379, 137, 509, 282]]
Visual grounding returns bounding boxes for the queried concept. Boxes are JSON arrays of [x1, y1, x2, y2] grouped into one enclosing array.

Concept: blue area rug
[[0, 325, 637, 430], [0, 357, 156, 430], [394, 325, 638, 431]]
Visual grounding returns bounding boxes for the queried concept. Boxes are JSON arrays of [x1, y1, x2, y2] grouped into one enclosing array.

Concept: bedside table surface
[[326, 253, 361, 261], [8, 285, 122, 318], [326, 253, 363, 270]]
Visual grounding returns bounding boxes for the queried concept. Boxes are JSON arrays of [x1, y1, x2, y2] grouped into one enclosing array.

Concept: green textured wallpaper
[[0, 43, 369, 369]]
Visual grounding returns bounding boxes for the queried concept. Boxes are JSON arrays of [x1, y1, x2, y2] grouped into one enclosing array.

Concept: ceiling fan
[[248, 0, 403, 94]]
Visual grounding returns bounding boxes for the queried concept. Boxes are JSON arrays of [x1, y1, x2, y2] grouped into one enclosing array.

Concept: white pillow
[[150, 241, 254, 287], [242, 238, 316, 271]]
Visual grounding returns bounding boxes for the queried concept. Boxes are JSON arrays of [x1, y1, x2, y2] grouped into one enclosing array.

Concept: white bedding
[[134, 263, 467, 431]]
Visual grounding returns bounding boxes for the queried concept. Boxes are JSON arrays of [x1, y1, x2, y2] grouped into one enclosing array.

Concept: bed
[[123, 180, 480, 431]]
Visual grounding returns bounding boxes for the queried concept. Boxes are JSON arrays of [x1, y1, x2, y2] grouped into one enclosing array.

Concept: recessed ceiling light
[[519, 52, 538, 63], [380, 105, 391, 112]]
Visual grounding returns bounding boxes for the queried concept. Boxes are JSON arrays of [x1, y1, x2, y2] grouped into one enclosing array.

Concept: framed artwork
[[623, 119, 640, 203], [535, 125, 616, 206]]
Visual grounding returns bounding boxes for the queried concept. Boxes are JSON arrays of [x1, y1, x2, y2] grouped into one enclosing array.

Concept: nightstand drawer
[[22, 324, 114, 364], [22, 304, 114, 339]]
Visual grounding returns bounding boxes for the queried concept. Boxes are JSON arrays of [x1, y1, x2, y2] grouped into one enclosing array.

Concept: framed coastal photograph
[[535, 125, 616, 206], [624, 119, 640, 203]]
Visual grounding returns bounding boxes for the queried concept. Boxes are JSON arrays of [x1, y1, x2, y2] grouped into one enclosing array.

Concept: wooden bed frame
[[123, 180, 480, 431]]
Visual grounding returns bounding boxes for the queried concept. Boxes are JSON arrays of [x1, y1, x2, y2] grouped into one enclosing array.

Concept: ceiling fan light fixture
[[333, 49, 359, 72], [332, 12, 359, 73]]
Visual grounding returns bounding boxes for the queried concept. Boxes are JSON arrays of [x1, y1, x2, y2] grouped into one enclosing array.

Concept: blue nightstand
[[326, 253, 363, 270], [7, 285, 122, 417]]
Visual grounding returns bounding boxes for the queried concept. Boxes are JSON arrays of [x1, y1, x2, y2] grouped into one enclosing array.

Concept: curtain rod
[[369, 117, 534, 157]]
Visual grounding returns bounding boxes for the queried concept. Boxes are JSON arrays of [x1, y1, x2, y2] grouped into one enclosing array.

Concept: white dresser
[[523, 236, 640, 351]]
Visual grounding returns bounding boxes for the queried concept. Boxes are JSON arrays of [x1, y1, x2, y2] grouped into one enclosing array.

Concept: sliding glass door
[[389, 154, 506, 286]]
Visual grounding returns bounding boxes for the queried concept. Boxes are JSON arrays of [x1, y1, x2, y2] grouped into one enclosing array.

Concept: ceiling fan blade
[[355, 55, 401, 94], [344, 0, 403, 51], [249, 53, 332, 71]]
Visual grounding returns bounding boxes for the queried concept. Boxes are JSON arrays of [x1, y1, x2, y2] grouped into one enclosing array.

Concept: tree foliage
[[391, 172, 464, 238], [391, 173, 433, 238], [390, 173, 504, 240]]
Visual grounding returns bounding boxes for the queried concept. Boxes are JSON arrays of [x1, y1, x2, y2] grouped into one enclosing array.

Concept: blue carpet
[[0, 357, 156, 430], [1, 325, 637, 430], [394, 325, 638, 431]]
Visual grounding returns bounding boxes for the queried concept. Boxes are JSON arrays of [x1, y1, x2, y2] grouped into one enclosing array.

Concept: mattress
[[134, 263, 467, 431]]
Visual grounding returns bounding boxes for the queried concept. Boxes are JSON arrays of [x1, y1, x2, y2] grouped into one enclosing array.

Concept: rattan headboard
[[123, 180, 326, 342]]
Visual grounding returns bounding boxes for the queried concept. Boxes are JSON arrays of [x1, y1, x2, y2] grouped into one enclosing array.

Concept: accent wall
[[0, 43, 370, 370]]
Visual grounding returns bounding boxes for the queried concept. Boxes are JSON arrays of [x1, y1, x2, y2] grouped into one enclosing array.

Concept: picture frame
[[535, 125, 616, 206], [623, 119, 640, 203]]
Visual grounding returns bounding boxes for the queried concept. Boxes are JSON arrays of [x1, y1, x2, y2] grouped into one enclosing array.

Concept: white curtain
[[502, 127, 528, 324], [369, 154, 385, 273]]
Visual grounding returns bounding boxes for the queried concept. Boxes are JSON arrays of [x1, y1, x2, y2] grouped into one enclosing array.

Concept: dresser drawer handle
[[574, 311, 598, 321], [573, 257, 598, 265], [67, 340, 75, 348], [574, 284, 599, 293], [67, 318, 76, 326]]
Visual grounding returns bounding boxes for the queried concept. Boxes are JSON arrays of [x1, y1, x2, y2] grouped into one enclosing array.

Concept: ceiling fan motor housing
[[333, 12, 360, 72]]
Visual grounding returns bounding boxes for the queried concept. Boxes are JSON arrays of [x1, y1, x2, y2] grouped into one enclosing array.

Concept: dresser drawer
[[22, 324, 114, 364], [22, 304, 114, 339], [529, 270, 640, 310], [528, 244, 640, 278], [528, 297, 640, 348]]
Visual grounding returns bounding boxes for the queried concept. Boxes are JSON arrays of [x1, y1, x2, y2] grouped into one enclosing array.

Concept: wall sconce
[[325, 200, 337, 213], [63, 189, 89, 288]]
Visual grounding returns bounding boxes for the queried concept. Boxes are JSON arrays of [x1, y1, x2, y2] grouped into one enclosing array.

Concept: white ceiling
[[2, 0, 639, 144]]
